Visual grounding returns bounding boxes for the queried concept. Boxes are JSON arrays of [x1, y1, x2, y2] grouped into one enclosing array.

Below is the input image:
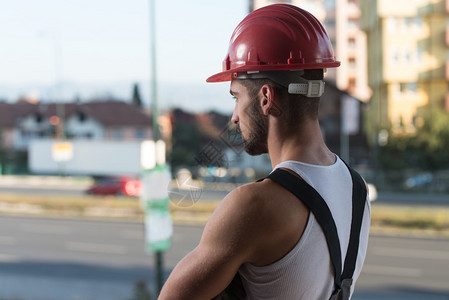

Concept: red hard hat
[[206, 4, 340, 83]]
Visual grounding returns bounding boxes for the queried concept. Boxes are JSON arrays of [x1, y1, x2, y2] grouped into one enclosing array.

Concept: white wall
[[65, 114, 104, 139]]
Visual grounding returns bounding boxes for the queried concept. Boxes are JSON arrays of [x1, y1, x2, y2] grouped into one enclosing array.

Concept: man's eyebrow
[[230, 90, 239, 96]]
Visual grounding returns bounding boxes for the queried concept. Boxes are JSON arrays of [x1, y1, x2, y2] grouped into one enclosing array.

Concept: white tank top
[[238, 156, 371, 299]]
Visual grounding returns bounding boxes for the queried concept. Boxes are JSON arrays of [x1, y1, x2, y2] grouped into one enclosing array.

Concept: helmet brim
[[206, 71, 232, 83], [206, 61, 341, 83]]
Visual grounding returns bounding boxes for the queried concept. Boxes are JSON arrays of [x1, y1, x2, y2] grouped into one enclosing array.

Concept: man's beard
[[240, 101, 268, 156]]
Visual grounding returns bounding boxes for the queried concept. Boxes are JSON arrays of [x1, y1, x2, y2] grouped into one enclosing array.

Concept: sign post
[[140, 140, 171, 296], [141, 165, 172, 251], [340, 95, 360, 162], [147, 0, 170, 295], [51, 141, 73, 176]]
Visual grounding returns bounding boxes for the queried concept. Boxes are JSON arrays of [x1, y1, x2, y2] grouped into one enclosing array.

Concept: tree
[[378, 107, 449, 170], [0, 129, 5, 175], [132, 83, 143, 108], [169, 122, 203, 170], [414, 107, 449, 169]]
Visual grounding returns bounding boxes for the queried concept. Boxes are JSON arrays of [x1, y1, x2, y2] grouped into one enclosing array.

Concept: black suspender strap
[[265, 169, 342, 289], [265, 165, 367, 292], [341, 165, 367, 280]]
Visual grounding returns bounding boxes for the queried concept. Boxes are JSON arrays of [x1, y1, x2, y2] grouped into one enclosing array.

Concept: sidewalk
[[376, 191, 449, 206], [0, 175, 92, 190]]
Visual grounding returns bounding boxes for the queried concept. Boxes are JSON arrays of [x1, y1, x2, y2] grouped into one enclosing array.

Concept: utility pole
[[54, 34, 65, 140], [150, 0, 159, 142], [149, 0, 164, 296], [248, 0, 254, 13], [40, 30, 65, 139]]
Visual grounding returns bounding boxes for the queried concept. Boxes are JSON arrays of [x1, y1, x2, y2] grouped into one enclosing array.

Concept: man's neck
[[267, 120, 335, 168]]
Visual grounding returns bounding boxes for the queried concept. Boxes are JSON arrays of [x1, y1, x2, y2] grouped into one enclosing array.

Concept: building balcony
[[420, 0, 448, 15], [446, 61, 449, 81], [446, 93, 449, 112], [417, 65, 445, 81], [347, 2, 361, 19], [346, 46, 357, 58], [447, 27, 449, 46]]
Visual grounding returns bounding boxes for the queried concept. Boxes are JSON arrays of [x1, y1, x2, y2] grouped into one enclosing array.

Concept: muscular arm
[[159, 186, 259, 299], [159, 179, 308, 299]]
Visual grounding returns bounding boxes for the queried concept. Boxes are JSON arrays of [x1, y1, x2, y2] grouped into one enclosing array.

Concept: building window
[[390, 48, 400, 63], [408, 83, 417, 93], [400, 83, 417, 95], [324, 0, 336, 9], [405, 18, 413, 28], [399, 18, 408, 32], [78, 112, 86, 122], [348, 38, 356, 48], [325, 19, 336, 29], [386, 17, 397, 32], [414, 17, 422, 28], [348, 0, 358, 10], [348, 57, 356, 68], [112, 130, 122, 139], [404, 49, 411, 63], [416, 47, 423, 63], [348, 78, 356, 91], [348, 18, 358, 29], [35, 114, 42, 123], [135, 129, 145, 139]]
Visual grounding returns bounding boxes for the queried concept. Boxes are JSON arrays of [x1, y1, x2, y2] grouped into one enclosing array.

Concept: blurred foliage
[[0, 130, 5, 175], [0, 130, 28, 174], [371, 205, 449, 234], [168, 109, 231, 173], [169, 122, 203, 170], [132, 83, 143, 108], [378, 107, 449, 170]]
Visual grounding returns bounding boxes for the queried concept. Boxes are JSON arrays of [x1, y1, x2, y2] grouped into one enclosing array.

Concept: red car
[[86, 177, 141, 196]]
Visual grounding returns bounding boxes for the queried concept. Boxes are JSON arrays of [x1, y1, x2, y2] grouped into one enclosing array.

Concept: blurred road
[[1, 174, 449, 207], [353, 235, 449, 300], [374, 192, 449, 207], [1, 181, 449, 210], [1, 215, 448, 300], [0, 179, 233, 200]]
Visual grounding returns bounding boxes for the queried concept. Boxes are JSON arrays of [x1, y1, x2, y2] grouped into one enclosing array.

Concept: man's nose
[[231, 106, 239, 124]]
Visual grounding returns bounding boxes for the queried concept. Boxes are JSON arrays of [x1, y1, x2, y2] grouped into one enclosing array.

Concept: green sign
[[140, 165, 172, 253]]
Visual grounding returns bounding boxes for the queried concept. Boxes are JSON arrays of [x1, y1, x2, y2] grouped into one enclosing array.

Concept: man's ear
[[260, 84, 282, 117]]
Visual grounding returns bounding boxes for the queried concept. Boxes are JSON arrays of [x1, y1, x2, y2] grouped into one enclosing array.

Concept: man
[[159, 4, 370, 299]]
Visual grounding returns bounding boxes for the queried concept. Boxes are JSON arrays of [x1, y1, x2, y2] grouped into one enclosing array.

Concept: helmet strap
[[288, 80, 325, 97], [233, 70, 325, 97]]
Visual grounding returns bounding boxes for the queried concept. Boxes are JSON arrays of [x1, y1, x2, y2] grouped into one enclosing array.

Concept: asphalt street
[[1, 177, 448, 207], [0, 215, 448, 300]]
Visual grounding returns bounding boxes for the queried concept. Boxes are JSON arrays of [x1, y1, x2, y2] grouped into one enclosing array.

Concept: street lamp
[[38, 30, 65, 139]]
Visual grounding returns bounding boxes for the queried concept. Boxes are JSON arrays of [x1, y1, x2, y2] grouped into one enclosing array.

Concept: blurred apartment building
[[360, 0, 449, 138], [251, 0, 371, 102]]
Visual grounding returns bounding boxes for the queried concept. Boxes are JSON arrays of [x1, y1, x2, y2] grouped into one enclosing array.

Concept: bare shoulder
[[203, 181, 271, 238], [207, 179, 283, 229], [203, 178, 308, 266], [219, 178, 299, 216]]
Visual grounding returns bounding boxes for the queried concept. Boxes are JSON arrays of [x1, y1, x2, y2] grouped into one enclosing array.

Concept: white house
[[0, 100, 153, 151]]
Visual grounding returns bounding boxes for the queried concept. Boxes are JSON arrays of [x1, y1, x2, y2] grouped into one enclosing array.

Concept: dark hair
[[237, 69, 321, 132]]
